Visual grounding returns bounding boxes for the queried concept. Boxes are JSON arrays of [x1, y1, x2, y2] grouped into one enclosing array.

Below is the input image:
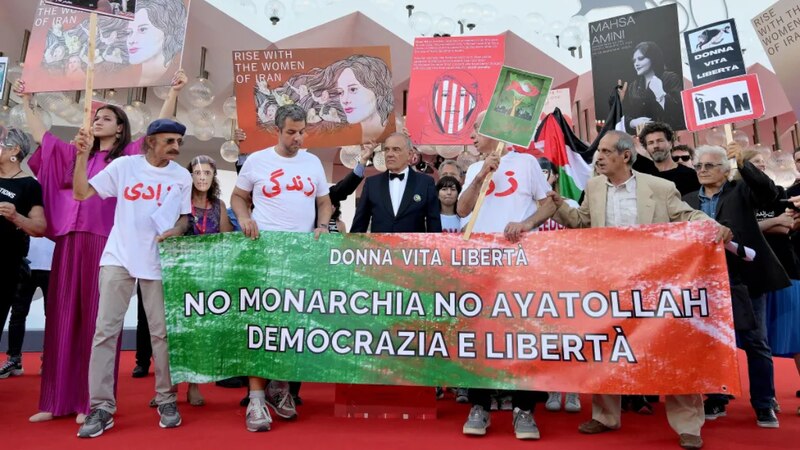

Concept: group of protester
[[0, 70, 799, 448]]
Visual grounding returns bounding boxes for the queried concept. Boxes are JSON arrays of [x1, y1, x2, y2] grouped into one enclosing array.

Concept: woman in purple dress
[[13, 70, 186, 424]]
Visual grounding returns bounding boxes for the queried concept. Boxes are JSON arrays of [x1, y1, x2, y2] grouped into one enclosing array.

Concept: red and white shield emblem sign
[[433, 76, 478, 135]]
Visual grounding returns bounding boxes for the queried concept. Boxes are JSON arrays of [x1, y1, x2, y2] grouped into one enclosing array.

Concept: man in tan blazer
[[550, 130, 732, 450]]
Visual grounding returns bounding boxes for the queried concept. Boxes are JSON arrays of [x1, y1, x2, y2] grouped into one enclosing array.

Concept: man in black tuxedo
[[351, 133, 441, 233]]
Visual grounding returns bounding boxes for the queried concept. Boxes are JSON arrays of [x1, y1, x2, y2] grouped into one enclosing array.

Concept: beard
[[651, 149, 671, 163]]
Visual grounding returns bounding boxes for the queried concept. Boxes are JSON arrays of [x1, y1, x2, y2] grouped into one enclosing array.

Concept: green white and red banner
[[159, 221, 741, 395]]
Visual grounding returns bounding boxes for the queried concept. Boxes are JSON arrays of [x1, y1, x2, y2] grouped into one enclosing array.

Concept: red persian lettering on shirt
[[485, 171, 518, 197], [123, 183, 172, 205], [261, 169, 317, 198]]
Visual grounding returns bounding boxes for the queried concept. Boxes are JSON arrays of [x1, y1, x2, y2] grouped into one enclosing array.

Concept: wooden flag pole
[[462, 140, 505, 240], [82, 12, 97, 130], [724, 123, 737, 181]]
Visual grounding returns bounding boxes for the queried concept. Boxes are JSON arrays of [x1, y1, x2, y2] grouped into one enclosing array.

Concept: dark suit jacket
[[683, 161, 790, 297], [351, 169, 442, 233]]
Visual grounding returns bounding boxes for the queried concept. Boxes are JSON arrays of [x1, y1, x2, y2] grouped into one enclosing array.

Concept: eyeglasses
[[672, 155, 692, 162], [159, 137, 184, 147], [693, 162, 724, 172]]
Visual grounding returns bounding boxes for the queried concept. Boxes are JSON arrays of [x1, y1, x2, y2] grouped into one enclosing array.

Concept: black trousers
[[135, 284, 153, 368], [4, 269, 50, 358], [0, 259, 25, 358]]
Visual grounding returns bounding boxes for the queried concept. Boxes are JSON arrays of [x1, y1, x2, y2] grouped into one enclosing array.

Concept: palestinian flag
[[532, 108, 592, 201], [525, 86, 624, 201]]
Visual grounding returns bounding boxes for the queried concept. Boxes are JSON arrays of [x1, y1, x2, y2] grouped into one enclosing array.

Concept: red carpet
[[2, 351, 798, 449]]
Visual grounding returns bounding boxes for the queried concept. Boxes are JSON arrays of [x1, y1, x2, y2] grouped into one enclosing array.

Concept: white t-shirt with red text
[[460, 151, 551, 233], [90, 155, 192, 280], [236, 147, 330, 232]]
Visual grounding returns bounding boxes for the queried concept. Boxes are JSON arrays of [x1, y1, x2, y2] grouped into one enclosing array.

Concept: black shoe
[[240, 394, 250, 407], [704, 401, 726, 420], [293, 394, 303, 406], [756, 408, 779, 428], [796, 389, 800, 398], [215, 377, 246, 389], [629, 395, 653, 415], [131, 365, 149, 378]]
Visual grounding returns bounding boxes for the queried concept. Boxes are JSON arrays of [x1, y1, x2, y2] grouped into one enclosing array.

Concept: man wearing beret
[[72, 119, 194, 437]]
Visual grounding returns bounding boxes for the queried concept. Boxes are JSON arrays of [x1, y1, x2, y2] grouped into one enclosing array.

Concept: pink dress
[[28, 132, 142, 416]]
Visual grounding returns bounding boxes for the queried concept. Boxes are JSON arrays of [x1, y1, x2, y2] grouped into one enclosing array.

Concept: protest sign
[[22, 0, 190, 92], [406, 36, 504, 145], [233, 46, 395, 153], [0, 57, 7, 101], [684, 19, 746, 86], [44, 0, 136, 20], [160, 221, 741, 395], [589, 3, 687, 134], [752, 0, 800, 118], [477, 66, 552, 147], [540, 88, 572, 122], [681, 73, 765, 131]]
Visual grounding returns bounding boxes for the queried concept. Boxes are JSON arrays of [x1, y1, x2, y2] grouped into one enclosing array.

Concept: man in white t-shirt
[[73, 119, 193, 438], [458, 110, 555, 441], [231, 104, 332, 433]]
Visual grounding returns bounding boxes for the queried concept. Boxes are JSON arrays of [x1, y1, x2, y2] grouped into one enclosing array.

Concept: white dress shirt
[[605, 174, 638, 227], [388, 166, 410, 216]]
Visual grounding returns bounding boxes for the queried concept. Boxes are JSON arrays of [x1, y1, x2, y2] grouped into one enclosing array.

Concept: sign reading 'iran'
[[681, 74, 765, 131]]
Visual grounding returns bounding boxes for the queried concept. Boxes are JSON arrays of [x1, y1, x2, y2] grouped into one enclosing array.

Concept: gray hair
[[274, 104, 307, 131], [694, 145, 731, 171], [383, 132, 413, 151], [605, 130, 637, 166], [2, 128, 34, 159], [438, 159, 464, 178]]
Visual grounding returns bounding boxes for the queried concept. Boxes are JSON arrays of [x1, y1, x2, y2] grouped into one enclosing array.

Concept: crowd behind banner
[[1, 1, 800, 449]]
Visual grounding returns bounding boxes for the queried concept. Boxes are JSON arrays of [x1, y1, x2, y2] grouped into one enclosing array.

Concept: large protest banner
[[589, 4, 687, 134], [233, 46, 395, 153], [22, 0, 190, 92], [683, 19, 746, 86], [406, 36, 504, 145], [752, 0, 800, 118], [160, 221, 741, 395]]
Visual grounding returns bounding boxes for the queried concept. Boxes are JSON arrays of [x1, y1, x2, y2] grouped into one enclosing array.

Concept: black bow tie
[[389, 172, 405, 181]]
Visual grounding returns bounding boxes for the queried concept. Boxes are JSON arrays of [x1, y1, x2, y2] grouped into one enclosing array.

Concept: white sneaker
[[245, 397, 272, 432], [545, 392, 562, 411], [564, 393, 581, 413]]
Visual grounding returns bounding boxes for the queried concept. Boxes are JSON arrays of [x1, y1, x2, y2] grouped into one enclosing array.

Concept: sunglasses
[[672, 155, 692, 162], [159, 137, 184, 147], [693, 162, 724, 172]]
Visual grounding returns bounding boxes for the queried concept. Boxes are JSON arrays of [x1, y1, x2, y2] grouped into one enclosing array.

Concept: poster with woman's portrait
[[22, 0, 190, 92], [233, 46, 395, 153], [406, 36, 505, 146], [589, 3, 686, 134]]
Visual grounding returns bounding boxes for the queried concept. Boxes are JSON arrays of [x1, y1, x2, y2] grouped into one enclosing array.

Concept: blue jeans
[[709, 293, 775, 410]]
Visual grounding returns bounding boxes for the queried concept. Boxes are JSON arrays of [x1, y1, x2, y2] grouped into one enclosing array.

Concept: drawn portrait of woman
[[253, 54, 394, 144], [126, 0, 188, 85]]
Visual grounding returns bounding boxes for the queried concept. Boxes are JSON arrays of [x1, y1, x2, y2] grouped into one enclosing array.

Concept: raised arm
[[158, 69, 188, 119], [72, 128, 98, 201], [457, 153, 500, 218], [12, 80, 47, 144]]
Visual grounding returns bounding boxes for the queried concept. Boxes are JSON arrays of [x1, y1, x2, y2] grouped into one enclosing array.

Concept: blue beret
[[147, 118, 187, 136]]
